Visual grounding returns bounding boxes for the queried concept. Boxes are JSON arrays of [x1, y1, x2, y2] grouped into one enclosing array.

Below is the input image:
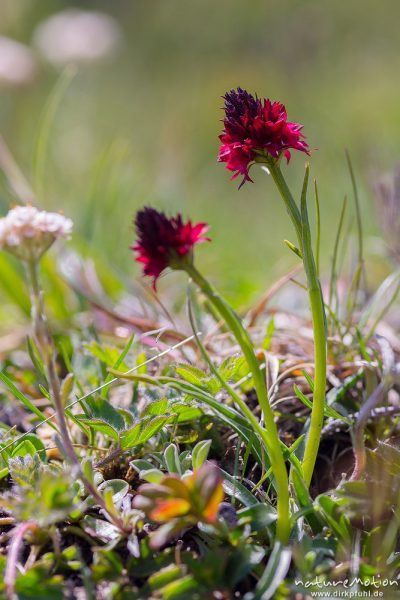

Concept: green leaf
[[167, 380, 264, 467], [0, 254, 30, 313], [119, 422, 141, 449], [101, 334, 135, 399], [301, 369, 314, 392], [0, 371, 57, 430], [141, 398, 168, 416], [60, 373, 74, 407], [161, 575, 201, 600], [192, 439, 212, 469], [82, 458, 95, 485], [84, 396, 125, 431], [81, 515, 121, 543], [315, 494, 352, 543], [238, 503, 277, 530], [120, 416, 169, 450], [175, 364, 207, 387], [33, 66, 77, 200], [291, 469, 323, 534], [219, 355, 249, 383], [328, 195, 347, 311], [11, 440, 37, 458], [326, 369, 364, 409], [314, 178, 321, 276], [11, 434, 46, 462], [112, 371, 265, 467], [130, 459, 155, 472], [221, 468, 259, 507], [84, 340, 127, 370], [164, 443, 181, 475], [139, 468, 165, 484], [262, 317, 275, 351], [136, 351, 148, 374], [148, 565, 184, 591], [27, 337, 47, 383], [138, 416, 169, 445], [80, 419, 119, 441], [284, 239, 302, 258], [244, 542, 291, 600], [177, 408, 203, 423], [294, 384, 349, 423], [98, 479, 129, 505], [226, 545, 266, 588], [15, 565, 64, 599]]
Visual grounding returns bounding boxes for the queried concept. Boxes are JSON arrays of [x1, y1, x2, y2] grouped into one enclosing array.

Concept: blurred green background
[[0, 0, 398, 305]]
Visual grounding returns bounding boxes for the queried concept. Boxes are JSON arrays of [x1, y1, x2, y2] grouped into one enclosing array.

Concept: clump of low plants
[[0, 88, 399, 600]]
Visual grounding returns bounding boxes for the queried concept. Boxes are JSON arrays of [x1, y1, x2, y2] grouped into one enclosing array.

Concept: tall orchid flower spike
[[219, 87, 327, 489]]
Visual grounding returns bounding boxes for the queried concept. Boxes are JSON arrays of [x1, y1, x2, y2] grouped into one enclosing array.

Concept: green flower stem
[[187, 298, 287, 476], [27, 259, 77, 465], [184, 261, 290, 543], [26, 259, 128, 533], [266, 161, 302, 243], [269, 162, 327, 488]]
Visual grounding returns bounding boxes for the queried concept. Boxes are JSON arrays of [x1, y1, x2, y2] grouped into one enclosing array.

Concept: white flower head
[[0, 36, 37, 87], [33, 9, 121, 67], [0, 204, 73, 261]]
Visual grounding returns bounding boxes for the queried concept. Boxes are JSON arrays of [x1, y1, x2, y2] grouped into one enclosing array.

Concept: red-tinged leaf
[[203, 484, 224, 523], [161, 476, 191, 500], [150, 498, 191, 522]]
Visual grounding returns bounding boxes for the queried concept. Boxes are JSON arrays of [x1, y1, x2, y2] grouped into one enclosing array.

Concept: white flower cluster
[[0, 205, 73, 261], [33, 10, 121, 67], [0, 36, 37, 87]]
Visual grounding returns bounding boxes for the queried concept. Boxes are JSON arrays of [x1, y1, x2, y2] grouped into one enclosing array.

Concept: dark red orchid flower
[[218, 87, 309, 187], [133, 207, 209, 288]]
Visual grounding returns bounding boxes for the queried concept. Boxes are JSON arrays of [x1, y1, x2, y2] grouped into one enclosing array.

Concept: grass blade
[[244, 542, 291, 600], [314, 178, 321, 276], [328, 195, 347, 311], [33, 66, 77, 200], [0, 371, 58, 431]]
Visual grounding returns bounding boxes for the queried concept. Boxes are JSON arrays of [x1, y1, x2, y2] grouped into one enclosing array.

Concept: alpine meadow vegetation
[[0, 85, 400, 600]]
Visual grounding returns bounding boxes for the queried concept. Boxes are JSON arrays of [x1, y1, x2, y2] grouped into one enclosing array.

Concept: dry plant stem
[[26, 260, 128, 533], [4, 521, 37, 599], [95, 445, 123, 469], [246, 264, 302, 327], [0, 135, 35, 204], [351, 381, 386, 480], [269, 162, 327, 488], [0, 517, 16, 526], [185, 262, 290, 544]]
